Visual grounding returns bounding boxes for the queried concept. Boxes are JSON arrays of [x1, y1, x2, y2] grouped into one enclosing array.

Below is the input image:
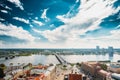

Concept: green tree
[[0, 64, 6, 79], [100, 63, 107, 71], [0, 63, 6, 70], [0, 68, 5, 78]]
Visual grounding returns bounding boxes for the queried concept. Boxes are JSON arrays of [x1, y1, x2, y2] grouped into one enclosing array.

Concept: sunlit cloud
[[0, 23, 35, 42], [7, 0, 24, 10], [42, 0, 118, 41], [0, 10, 8, 14], [36, 0, 120, 48], [13, 17, 29, 24], [0, 0, 119, 48], [32, 20, 44, 26], [5, 5, 12, 10], [41, 8, 50, 22], [0, 18, 5, 21]]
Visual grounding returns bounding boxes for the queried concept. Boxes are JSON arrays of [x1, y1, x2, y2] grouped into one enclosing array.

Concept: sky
[[0, 0, 120, 48]]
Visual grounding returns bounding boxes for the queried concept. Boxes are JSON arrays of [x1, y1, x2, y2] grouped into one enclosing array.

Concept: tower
[[108, 46, 114, 57], [96, 46, 100, 54]]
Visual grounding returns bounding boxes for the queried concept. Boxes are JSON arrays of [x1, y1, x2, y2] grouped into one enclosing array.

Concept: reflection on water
[[62, 54, 120, 63], [0, 54, 120, 66], [0, 55, 59, 66]]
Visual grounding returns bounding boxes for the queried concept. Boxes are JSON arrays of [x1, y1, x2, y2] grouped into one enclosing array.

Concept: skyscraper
[[108, 46, 114, 57], [96, 46, 100, 54]]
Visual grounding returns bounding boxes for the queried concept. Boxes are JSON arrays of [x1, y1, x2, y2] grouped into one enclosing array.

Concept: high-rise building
[[96, 46, 100, 54], [108, 46, 114, 57]]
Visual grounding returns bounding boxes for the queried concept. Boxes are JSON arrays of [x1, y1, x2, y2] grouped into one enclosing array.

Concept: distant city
[[0, 46, 120, 80], [0, 46, 120, 59]]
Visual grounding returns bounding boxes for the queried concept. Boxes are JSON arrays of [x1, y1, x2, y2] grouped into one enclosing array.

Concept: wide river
[[0, 54, 120, 66]]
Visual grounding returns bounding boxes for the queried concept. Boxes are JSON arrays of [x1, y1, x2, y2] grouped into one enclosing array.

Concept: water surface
[[0, 54, 120, 66]]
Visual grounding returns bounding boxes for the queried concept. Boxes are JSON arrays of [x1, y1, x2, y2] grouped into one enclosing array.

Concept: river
[[0, 54, 120, 66]]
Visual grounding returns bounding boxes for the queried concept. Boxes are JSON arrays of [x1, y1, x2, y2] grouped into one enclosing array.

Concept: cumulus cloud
[[7, 0, 24, 10], [13, 17, 29, 24], [44, 1, 116, 39], [37, 0, 119, 48], [0, 10, 8, 13], [0, 23, 35, 42], [33, 20, 44, 26]]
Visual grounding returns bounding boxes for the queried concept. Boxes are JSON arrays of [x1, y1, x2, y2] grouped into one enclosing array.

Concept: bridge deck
[[54, 54, 69, 65]]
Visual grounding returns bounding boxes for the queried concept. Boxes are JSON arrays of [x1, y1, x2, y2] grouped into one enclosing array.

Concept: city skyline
[[0, 0, 120, 48]]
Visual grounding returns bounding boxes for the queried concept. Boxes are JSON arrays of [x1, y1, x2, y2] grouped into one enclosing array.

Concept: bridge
[[54, 53, 69, 65]]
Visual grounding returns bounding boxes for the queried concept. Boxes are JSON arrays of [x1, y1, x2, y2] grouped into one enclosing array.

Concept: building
[[109, 63, 120, 74], [81, 62, 111, 80], [4, 64, 56, 80], [108, 46, 114, 57], [96, 46, 100, 54], [81, 62, 98, 76], [43, 65, 56, 80], [64, 74, 82, 80]]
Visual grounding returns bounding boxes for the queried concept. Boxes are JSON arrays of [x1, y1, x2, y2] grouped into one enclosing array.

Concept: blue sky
[[0, 0, 120, 48]]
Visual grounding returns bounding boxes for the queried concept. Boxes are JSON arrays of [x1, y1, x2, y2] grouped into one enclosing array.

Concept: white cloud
[[64, 0, 80, 18], [32, 28, 42, 33], [1, 0, 119, 48], [35, 17, 38, 20], [39, 0, 119, 48], [0, 10, 8, 13], [116, 25, 120, 29], [41, 8, 50, 22], [0, 40, 4, 48], [0, 18, 5, 21], [110, 29, 120, 38], [13, 17, 29, 24], [0, 23, 35, 42], [76, 0, 79, 3], [50, 24, 55, 28], [33, 20, 44, 26], [5, 6, 12, 10], [7, 0, 24, 10], [82, 29, 120, 48], [30, 24, 33, 28], [41, 8, 48, 19]]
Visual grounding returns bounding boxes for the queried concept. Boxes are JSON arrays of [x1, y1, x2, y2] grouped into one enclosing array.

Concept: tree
[[28, 63, 32, 69], [100, 63, 107, 71], [0, 63, 6, 70], [0, 64, 6, 79], [76, 63, 81, 67], [0, 68, 5, 78]]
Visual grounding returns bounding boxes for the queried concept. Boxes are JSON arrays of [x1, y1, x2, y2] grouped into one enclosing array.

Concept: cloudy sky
[[0, 0, 120, 48]]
